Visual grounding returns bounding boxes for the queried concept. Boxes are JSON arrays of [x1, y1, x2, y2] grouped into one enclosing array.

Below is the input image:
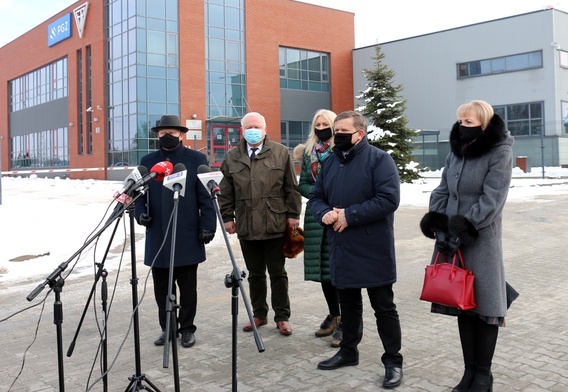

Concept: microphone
[[197, 164, 224, 197], [131, 161, 174, 193], [163, 163, 187, 199], [118, 165, 148, 194]]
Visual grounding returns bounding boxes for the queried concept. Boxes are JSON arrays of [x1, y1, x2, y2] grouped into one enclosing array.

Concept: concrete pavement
[[1, 192, 567, 391]]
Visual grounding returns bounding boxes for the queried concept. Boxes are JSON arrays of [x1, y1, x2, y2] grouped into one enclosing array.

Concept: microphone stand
[[162, 190, 181, 392], [25, 190, 145, 392], [209, 190, 265, 392]]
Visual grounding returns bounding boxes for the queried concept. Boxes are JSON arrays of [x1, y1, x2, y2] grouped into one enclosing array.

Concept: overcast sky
[[2, 0, 568, 48]]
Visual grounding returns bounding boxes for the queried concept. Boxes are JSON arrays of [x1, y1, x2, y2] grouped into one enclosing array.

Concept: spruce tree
[[357, 45, 421, 182]]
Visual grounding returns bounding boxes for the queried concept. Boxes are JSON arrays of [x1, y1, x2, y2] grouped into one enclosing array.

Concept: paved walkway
[[1, 192, 567, 391]]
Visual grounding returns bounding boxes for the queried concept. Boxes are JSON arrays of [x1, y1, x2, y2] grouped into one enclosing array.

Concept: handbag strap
[[452, 249, 465, 269], [432, 251, 448, 266]]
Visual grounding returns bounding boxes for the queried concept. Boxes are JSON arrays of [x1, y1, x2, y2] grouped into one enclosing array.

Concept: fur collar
[[449, 114, 507, 158]]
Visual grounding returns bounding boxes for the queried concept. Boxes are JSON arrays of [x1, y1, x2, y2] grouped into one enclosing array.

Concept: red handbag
[[419, 250, 477, 310]]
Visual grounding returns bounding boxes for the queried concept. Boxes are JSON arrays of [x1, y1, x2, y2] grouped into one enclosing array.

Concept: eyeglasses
[[157, 129, 181, 137]]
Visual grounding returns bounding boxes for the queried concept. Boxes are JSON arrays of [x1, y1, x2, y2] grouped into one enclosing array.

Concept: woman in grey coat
[[420, 100, 518, 392]]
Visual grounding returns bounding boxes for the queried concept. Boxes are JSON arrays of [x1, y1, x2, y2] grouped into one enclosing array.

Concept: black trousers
[[338, 285, 403, 367], [239, 237, 290, 322], [152, 264, 198, 334]]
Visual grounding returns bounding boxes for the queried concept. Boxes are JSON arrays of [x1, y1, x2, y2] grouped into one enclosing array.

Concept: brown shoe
[[330, 320, 342, 347], [242, 317, 267, 332], [276, 321, 293, 336], [315, 315, 339, 337]]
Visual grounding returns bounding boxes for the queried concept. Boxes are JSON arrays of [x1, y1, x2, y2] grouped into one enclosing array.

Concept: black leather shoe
[[181, 332, 195, 348], [153, 331, 167, 346], [153, 331, 178, 346], [383, 367, 403, 388], [317, 352, 359, 370]]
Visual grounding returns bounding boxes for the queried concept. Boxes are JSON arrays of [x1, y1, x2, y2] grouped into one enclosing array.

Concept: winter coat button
[[453, 195, 458, 200]]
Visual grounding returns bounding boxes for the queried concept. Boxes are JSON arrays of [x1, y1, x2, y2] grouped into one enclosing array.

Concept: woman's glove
[[420, 212, 449, 239], [448, 215, 479, 245], [434, 231, 462, 256]]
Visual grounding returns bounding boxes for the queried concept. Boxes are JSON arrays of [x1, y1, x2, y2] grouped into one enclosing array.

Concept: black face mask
[[315, 127, 332, 142], [458, 125, 483, 144], [159, 133, 181, 149], [334, 132, 357, 152]]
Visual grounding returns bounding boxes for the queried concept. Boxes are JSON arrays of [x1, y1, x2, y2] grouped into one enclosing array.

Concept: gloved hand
[[434, 231, 461, 256], [448, 214, 478, 245], [139, 213, 152, 227], [199, 229, 215, 244]]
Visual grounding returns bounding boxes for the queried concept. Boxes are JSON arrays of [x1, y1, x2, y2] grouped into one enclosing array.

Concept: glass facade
[[106, 0, 180, 166], [9, 58, 69, 169], [279, 47, 329, 92], [205, 0, 246, 119]]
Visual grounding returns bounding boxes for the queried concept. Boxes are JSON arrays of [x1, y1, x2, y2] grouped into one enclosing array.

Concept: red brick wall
[[245, 0, 355, 140]]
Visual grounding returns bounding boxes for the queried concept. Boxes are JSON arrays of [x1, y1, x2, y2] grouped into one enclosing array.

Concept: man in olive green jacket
[[219, 112, 301, 336]]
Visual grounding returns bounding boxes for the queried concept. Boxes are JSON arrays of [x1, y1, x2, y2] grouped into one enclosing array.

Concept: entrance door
[[211, 125, 241, 167]]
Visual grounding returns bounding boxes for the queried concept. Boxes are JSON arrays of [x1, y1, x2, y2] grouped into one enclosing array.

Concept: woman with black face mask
[[293, 109, 343, 347], [420, 100, 519, 392]]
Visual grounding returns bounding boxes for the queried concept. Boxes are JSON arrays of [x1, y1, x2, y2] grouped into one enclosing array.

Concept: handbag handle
[[431, 250, 465, 281]]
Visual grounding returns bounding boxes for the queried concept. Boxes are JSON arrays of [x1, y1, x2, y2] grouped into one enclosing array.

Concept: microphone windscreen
[[197, 164, 211, 174], [173, 163, 186, 173], [150, 161, 174, 181], [137, 165, 148, 176]]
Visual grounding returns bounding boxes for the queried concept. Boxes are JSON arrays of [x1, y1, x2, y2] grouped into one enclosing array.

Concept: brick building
[[0, 0, 354, 179]]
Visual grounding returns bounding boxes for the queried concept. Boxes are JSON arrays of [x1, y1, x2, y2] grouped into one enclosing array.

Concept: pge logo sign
[[48, 13, 72, 47]]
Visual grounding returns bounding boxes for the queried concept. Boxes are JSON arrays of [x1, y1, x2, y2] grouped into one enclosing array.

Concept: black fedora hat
[[151, 115, 188, 133]]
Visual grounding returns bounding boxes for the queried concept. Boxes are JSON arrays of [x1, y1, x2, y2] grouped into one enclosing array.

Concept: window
[[9, 57, 68, 112], [281, 120, 310, 150], [457, 51, 542, 79], [279, 47, 330, 92], [560, 50, 568, 68], [493, 102, 544, 136], [10, 128, 69, 169]]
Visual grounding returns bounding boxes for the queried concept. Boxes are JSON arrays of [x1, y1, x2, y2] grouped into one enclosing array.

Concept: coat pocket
[[265, 199, 287, 234]]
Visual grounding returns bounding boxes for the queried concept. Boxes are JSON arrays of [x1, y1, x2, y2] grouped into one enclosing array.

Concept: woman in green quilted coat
[[294, 109, 342, 347]]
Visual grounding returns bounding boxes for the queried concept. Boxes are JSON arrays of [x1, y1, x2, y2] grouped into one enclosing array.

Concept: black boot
[[467, 366, 493, 392], [452, 366, 476, 392]]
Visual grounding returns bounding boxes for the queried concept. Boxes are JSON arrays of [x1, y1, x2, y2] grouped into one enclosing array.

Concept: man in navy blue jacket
[[309, 111, 403, 388], [135, 115, 216, 348]]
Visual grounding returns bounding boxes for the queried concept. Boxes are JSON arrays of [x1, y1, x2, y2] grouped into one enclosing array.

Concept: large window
[[279, 47, 329, 92], [205, 0, 246, 119], [10, 128, 69, 169], [457, 51, 542, 78], [281, 120, 310, 150], [493, 102, 543, 136], [9, 58, 68, 112]]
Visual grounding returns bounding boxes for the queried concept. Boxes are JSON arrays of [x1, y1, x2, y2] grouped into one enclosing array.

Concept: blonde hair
[[456, 100, 494, 129], [304, 109, 337, 154]]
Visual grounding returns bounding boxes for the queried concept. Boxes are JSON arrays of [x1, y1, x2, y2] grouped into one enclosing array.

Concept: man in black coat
[[134, 115, 216, 348], [309, 111, 403, 388]]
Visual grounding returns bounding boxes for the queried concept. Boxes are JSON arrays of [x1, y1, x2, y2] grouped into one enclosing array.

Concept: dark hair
[[334, 110, 367, 133]]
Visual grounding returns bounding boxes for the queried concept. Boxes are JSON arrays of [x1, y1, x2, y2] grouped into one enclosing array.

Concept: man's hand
[[139, 213, 152, 227], [287, 218, 300, 230], [332, 207, 348, 233], [224, 221, 236, 234], [322, 210, 338, 226], [199, 229, 215, 244]]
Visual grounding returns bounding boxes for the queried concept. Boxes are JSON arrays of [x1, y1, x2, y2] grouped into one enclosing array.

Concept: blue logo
[[48, 13, 72, 47]]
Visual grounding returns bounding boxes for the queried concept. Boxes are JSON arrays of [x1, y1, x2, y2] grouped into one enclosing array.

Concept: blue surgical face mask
[[244, 128, 264, 145]]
